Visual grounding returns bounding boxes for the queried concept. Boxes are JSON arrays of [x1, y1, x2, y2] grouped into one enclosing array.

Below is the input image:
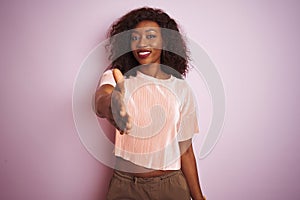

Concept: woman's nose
[[137, 36, 148, 48]]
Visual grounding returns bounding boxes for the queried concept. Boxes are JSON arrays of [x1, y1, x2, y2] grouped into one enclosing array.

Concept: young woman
[[95, 7, 206, 200]]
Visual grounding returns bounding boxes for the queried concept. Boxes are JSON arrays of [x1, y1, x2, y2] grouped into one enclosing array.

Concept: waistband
[[113, 170, 182, 184]]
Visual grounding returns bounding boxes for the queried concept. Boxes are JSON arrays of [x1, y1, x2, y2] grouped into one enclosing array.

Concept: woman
[[95, 7, 206, 200]]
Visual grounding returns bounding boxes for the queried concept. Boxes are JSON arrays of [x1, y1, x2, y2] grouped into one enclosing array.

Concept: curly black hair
[[107, 7, 190, 78]]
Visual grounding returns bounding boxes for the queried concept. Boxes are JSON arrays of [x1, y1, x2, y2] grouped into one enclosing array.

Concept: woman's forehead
[[132, 20, 161, 33]]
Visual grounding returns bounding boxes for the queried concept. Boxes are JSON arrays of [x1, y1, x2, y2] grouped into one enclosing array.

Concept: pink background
[[1, 0, 300, 199]]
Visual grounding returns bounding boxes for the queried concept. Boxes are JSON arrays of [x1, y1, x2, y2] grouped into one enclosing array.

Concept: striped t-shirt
[[99, 70, 199, 170]]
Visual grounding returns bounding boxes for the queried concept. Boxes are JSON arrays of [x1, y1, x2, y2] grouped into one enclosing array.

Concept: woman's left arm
[[180, 139, 206, 200]]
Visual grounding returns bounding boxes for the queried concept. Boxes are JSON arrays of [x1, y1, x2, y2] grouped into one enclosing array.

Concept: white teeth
[[138, 51, 150, 56]]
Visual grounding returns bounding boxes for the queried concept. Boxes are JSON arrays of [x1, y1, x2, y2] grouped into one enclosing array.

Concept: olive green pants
[[106, 170, 191, 200]]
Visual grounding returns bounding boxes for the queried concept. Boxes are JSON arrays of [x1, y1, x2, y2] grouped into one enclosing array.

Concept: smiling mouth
[[137, 50, 151, 59]]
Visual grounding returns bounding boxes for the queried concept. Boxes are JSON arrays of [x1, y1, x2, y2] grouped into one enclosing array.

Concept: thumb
[[112, 68, 125, 93], [113, 68, 124, 84]]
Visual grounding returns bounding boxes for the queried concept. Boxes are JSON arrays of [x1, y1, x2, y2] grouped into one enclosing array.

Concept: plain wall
[[0, 0, 299, 199]]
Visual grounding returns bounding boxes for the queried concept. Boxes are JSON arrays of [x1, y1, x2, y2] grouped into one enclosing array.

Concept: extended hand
[[110, 69, 132, 134]]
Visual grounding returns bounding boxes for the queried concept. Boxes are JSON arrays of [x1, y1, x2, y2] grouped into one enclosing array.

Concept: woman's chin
[[138, 61, 151, 66]]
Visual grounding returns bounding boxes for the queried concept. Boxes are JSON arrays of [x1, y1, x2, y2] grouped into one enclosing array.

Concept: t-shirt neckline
[[136, 70, 174, 82]]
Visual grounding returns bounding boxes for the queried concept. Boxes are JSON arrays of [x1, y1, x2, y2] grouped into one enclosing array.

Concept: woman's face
[[130, 20, 163, 66]]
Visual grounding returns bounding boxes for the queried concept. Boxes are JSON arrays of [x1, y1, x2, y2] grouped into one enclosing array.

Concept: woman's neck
[[138, 63, 170, 80]]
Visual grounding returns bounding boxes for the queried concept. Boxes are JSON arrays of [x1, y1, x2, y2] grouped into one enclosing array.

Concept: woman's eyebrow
[[145, 28, 158, 33], [131, 28, 158, 34]]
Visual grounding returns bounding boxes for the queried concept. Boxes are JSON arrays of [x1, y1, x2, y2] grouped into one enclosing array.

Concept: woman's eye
[[131, 35, 139, 41], [146, 34, 156, 39]]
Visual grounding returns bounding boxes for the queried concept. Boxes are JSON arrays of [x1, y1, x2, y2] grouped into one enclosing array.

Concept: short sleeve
[[98, 70, 116, 88], [177, 86, 200, 142]]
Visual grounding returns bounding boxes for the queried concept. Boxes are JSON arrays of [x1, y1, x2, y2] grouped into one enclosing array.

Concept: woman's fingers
[[110, 92, 132, 134], [111, 91, 126, 117], [109, 68, 132, 134], [125, 115, 132, 130], [108, 114, 131, 134]]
